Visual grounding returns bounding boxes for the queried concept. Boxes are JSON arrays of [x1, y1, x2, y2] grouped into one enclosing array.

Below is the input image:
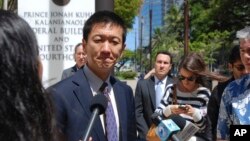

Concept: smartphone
[[178, 105, 187, 110]]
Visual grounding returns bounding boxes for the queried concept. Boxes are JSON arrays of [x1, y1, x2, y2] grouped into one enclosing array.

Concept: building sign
[[18, 0, 94, 87]]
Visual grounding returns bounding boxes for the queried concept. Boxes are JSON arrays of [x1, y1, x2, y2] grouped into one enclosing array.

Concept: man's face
[[154, 53, 172, 80], [240, 39, 250, 73], [82, 23, 125, 78], [74, 45, 87, 68], [229, 59, 246, 79]]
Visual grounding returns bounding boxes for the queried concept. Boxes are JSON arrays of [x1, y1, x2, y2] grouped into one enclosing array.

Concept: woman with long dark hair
[[0, 10, 55, 141], [155, 52, 227, 141]]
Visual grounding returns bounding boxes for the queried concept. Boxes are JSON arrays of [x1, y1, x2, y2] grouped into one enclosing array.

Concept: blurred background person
[[0, 10, 55, 141], [155, 52, 226, 141], [208, 45, 246, 140], [61, 42, 87, 80], [135, 51, 174, 140], [217, 27, 250, 141]]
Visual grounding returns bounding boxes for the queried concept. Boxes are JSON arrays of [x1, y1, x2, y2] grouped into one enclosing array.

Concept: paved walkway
[[121, 79, 138, 94]]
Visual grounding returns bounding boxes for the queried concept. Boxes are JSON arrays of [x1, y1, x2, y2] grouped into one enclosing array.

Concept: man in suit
[[48, 11, 137, 141], [135, 51, 174, 140], [61, 43, 87, 80]]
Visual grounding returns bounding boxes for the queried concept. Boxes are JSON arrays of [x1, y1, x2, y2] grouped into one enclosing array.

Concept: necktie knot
[[99, 82, 108, 93], [157, 80, 162, 85]]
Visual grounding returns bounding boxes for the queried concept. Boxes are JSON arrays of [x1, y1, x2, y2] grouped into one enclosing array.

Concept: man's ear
[[123, 43, 126, 50], [82, 39, 87, 53], [82, 39, 86, 48], [119, 44, 126, 58], [169, 63, 173, 70]]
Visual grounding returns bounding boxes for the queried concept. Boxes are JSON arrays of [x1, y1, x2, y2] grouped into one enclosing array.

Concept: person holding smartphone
[[154, 52, 227, 141]]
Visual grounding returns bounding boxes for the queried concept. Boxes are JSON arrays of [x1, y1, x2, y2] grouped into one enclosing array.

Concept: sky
[[125, 17, 139, 51]]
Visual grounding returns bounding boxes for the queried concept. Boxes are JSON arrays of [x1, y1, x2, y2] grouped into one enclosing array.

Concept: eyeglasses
[[234, 64, 245, 71], [178, 75, 196, 81]]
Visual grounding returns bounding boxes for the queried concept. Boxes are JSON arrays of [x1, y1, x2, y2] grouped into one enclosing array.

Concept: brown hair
[[178, 52, 227, 88]]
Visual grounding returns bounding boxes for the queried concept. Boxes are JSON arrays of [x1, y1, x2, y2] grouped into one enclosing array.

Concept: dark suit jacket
[[61, 65, 78, 80], [48, 69, 137, 141], [134, 75, 174, 140]]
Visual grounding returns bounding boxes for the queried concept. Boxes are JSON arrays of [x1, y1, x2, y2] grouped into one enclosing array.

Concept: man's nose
[[101, 41, 111, 52]]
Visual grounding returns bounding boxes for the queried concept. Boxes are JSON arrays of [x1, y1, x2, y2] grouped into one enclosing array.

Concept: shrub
[[117, 71, 137, 79]]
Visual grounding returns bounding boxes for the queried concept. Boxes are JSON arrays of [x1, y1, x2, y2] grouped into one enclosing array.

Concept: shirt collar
[[83, 65, 110, 95], [154, 75, 168, 85]]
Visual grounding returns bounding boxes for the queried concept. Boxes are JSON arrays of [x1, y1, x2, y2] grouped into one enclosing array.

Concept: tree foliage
[[150, 0, 250, 72], [114, 0, 142, 29]]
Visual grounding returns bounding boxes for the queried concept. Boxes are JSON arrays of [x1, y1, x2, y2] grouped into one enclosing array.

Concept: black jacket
[[207, 77, 235, 140]]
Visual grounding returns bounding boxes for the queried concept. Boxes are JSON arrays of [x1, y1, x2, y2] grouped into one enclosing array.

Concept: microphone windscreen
[[167, 114, 186, 129], [151, 112, 162, 126], [90, 94, 108, 114]]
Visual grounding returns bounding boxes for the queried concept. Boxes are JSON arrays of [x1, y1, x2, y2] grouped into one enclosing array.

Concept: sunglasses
[[234, 64, 245, 71], [178, 75, 196, 81]]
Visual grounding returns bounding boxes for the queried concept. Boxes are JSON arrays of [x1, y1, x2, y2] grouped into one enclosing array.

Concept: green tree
[[209, 0, 250, 38], [114, 0, 142, 29], [152, 5, 184, 65], [0, 0, 16, 11]]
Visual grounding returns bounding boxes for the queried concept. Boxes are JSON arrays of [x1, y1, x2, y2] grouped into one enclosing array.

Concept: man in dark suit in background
[[135, 51, 174, 140], [61, 43, 87, 80], [48, 11, 136, 141]]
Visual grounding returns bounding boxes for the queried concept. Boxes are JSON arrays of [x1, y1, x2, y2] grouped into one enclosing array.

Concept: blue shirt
[[217, 74, 250, 140]]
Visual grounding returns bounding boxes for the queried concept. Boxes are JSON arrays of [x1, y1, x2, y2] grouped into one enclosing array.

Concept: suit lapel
[[110, 77, 126, 141], [72, 70, 105, 140], [148, 77, 156, 108]]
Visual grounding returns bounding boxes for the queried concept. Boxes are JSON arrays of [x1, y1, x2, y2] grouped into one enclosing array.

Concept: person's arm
[[134, 80, 149, 139], [144, 68, 155, 79]]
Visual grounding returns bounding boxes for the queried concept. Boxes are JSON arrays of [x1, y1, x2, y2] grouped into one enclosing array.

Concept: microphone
[[152, 114, 199, 141], [155, 114, 181, 141], [151, 112, 163, 126], [82, 94, 108, 141]]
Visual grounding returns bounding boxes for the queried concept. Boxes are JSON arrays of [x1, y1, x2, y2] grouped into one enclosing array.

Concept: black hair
[[155, 51, 173, 64], [83, 10, 127, 43], [0, 10, 54, 141], [228, 45, 241, 64]]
